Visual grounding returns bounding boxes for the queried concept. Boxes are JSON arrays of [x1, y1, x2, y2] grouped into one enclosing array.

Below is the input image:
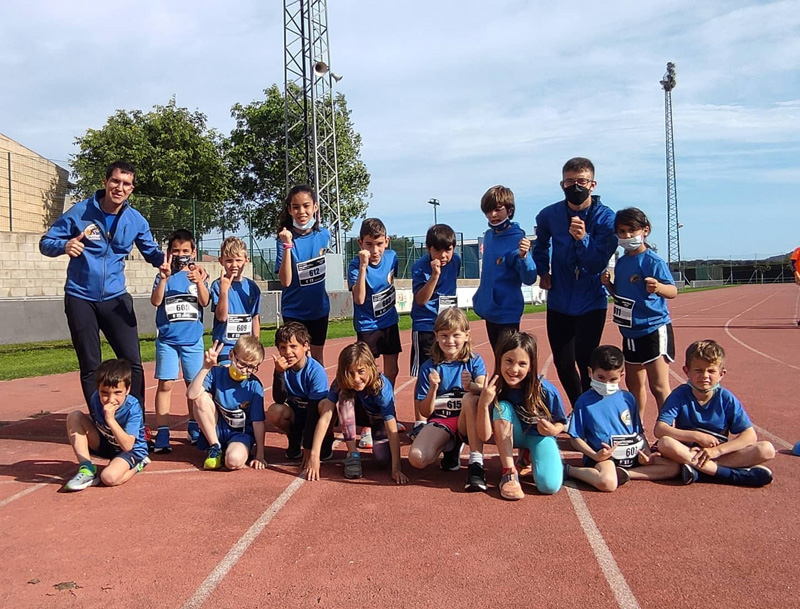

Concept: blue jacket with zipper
[[39, 190, 164, 302]]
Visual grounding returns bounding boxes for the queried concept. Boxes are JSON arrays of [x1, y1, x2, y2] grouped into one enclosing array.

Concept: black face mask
[[563, 184, 591, 206], [172, 255, 194, 271]]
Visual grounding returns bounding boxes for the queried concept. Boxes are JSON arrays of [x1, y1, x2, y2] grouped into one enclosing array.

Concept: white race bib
[[610, 433, 646, 468], [437, 295, 458, 314], [297, 255, 326, 286], [217, 404, 246, 429], [434, 393, 463, 418], [612, 295, 635, 328], [372, 284, 397, 317], [225, 314, 252, 341], [165, 294, 200, 322]]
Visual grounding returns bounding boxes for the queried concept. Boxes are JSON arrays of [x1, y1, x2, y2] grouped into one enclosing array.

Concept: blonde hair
[[233, 335, 265, 364], [336, 342, 383, 396], [429, 307, 473, 364], [220, 236, 248, 259], [685, 339, 725, 368]]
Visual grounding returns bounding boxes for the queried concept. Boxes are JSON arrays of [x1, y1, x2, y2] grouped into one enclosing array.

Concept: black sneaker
[[440, 441, 463, 471], [285, 432, 303, 460], [615, 467, 631, 486], [730, 465, 773, 487], [680, 463, 699, 485], [464, 462, 487, 491]]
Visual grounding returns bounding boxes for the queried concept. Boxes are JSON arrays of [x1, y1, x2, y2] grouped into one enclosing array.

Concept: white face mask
[[618, 235, 644, 252], [590, 378, 619, 397], [293, 217, 316, 231]]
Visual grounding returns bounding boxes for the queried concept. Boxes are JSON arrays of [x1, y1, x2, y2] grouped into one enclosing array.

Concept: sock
[[414, 420, 426, 428], [710, 465, 734, 482], [158, 425, 169, 431], [468, 451, 483, 466], [79, 460, 96, 473]]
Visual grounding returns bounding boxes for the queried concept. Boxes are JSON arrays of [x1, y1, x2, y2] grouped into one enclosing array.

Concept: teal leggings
[[492, 400, 563, 494]]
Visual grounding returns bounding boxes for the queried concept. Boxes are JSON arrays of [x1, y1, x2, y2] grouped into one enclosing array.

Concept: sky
[[2, 0, 799, 261]]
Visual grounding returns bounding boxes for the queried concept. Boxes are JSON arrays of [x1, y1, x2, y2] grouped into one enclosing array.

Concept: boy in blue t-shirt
[[266, 322, 333, 462], [64, 359, 150, 491], [566, 345, 679, 491], [187, 335, 267, 471], [409, 223, 462, 438], [151, 229, 210, 453], [655, 340, 775, 487], [210, 236, 261, 362]]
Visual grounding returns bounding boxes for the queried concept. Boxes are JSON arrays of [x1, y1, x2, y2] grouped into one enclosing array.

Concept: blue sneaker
[[154, 427, 171, 454], [187, 420, 200, 445]]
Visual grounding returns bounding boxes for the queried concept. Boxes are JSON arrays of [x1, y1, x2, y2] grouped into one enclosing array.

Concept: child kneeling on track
[[186, 336, 267, 471], [64, 359, 150, 491], [476, 332, 567, 500], [306, 343, 407, 484], [565, 345, 680, 491], [408, 307, 488, 491], [655, 340, 775, 487], [266, 322, 334, 462]]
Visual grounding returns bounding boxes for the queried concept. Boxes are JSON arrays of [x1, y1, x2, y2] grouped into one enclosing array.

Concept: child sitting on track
[[655, 340, 775, 487], [187, 336, 267, 471], [566, 345, 679, 491], [64, 359, 150, 491]]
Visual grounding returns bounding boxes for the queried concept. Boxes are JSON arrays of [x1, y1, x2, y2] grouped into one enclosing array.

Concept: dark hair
[[493, 332, 550, 420], [167, 228, 196, 252], [562, 157, 595, 177], [614, 207, 651, 232], [105, 161, 137, 185], [359, 218, 387, 240], [589, 345, 625, 371], [278, 184, 319, 232], [480, 185, 515, 219], [426, 224, 456, 250], [274, 321, 311, 347], [95, 359, 132, 389]]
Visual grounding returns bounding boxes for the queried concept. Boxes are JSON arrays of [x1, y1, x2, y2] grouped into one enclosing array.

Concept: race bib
[[217, 404, 246, 429], [610, 433, 646, 468], [372, 284, 397, 317], [225, 314, 252, 341], [437, 295, 458, 314], [612, 295, 635, 328], [165, 294, 200, 322], [297, 255, 326, 286], [433, 388, 465, 418], [96, 422, 121, 448]]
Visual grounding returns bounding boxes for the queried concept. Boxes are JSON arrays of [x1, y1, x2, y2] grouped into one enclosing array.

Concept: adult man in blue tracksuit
[[40, 161, 164, 411], [533, 157, 618, 408]]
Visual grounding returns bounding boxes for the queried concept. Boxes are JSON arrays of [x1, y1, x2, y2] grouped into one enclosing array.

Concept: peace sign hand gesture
[[203, 340, 224, 369]]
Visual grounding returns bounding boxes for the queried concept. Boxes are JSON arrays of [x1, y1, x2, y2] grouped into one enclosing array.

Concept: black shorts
[[622, 323, 675, 365], [410, 330, 435, 376], [283, 315, 329, 347], [357, 323, 402, 358]]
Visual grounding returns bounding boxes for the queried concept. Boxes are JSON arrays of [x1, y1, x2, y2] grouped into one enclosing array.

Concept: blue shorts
[[90, 431, 149, 470], [155, 336, 205, 382], [197, 423, 255, 452]]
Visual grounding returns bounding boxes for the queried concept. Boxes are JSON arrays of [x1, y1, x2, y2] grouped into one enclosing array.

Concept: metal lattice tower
[[660, 62, 681, 273], [284, 0, 343, 252]]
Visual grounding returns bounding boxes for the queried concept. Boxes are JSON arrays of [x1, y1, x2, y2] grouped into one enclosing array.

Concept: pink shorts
[[427, 415, 462, 442]]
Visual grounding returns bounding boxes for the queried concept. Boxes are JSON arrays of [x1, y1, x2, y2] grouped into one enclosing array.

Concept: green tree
[[227, 84, 371, 239], [71, 98, 233, 241]]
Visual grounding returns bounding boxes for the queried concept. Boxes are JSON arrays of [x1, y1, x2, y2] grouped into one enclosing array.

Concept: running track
[[1, 284, 798, 608]]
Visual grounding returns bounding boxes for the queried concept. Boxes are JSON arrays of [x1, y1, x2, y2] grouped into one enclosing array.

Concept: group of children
[[63, 172, 777, 497]]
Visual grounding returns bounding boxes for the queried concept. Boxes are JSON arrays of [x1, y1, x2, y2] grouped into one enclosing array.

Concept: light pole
[[428, 198, 440, 224]]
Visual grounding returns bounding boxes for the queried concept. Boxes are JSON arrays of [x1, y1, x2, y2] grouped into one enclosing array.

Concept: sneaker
[[285, 432, 303, 460], [407, 422, 425, 440], [616, 467, 631, 487], [204, 443, 223, 470], [516, 448, 532, 478], [680, 463, 699, 485], [396, 422, 406, 433], [135, 456, 151, 473], [440, 441, 463, 471], [344, 452, 362, 479], [563, 463, 571, 480], [465, 462, 487, 492], [731, 465, 773, 487], [320, 434, 335, 461], [153, 427, 172, 454], [64, 464, 98, 491], [358, 428, 373, 449], [187, 420, 200, 445], [500, 471, 525, 500]]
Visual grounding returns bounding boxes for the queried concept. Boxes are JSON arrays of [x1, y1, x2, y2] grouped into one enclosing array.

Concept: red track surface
[[1, 284, 798, 608]]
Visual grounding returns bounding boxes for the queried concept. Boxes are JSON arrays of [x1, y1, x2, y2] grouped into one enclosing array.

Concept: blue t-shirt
[[202, 365, 266, 435], [282, 356, 329, 410], [612, 249, 674, 339], [657, 384, 752, 439], [410, 253, 461, 332], [327, 374, 396, 421], [89, 392, 148, 459], [154, 271, 206, 346], [275, 228, 331, 320], [415, 354, 486, 418], [210, 277, 261, 357], [348, 249, 399, 332], [500, 378, 568, 436]]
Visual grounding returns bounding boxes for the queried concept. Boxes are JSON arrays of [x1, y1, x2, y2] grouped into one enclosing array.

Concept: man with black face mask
[[532, 157, 618, 408]]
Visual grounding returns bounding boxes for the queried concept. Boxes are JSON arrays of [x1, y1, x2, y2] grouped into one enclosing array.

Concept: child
[[408, 307, 487, 490], [276, 185, 331, 364], [64, 359, 150, 491], [409, 224, 462, 438], [306, 342, 407, 485], [150, 229, 210, 452], [601, 208, 677, 421], [186, 336, 267, 471], [348, 218, 402, 449], [211, 236, 261, 362], [566, 345, 680, 491], [476, 332, 566, 500], [472, 185, 537, 351], [266, 322, 334, 461], [655, 340, 775, 487]]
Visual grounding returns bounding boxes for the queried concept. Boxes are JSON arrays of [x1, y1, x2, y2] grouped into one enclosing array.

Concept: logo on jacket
[[620, 409, 632, 426], [496, 257, 503, 266], [629, 274, 641, 284], [83, 223, 102, 241]]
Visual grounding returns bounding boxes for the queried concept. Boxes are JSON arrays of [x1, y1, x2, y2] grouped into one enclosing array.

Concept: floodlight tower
[[284, 0, 343, 252], [660, 62, 681, 276]]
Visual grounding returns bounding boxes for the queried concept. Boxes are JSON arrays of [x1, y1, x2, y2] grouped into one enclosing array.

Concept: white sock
[[468, 451, 483, 466], [414, 420, 426, 428]]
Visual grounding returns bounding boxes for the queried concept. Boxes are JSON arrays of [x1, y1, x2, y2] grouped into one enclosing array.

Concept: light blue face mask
[[590, 378, 619, 397], [293, 217, 316, 231], [618, 235, 644, 251], [687, 381, 720, 394]]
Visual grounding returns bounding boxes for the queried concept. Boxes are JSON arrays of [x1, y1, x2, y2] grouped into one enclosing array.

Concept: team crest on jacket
[[83, 223, 102, 241], [620, 409, 632, 426], [188, 284, 198, 296], [387, 270, 394, 283], [629, 275, 641, 284], [496, 257, 503, 266]]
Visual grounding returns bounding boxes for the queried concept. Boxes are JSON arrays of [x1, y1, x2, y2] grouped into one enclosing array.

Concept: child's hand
[[690, 445, 719, 468], [102, 400, 120, 422], [638, 450, 658, 466], [187, 262, 205, 284], [249, 456, 268, 470], [204, 340, 224, 368], [278, 227, 293, 246], [219, 267, 235, 292], [461, 369, 472, 392], [569, 217, 586, 240], [358, 250, 370, 268], [272, 354, 289, 373], [480, 375, 498, 407], [428, 369, 441, 387], [537, 418, 560, 436], [430, 258, 442, 277], [600, 270, 612, 287], [65, 232, 85, 258], [158, 254, 173, 280], [693, 431, 719, 448], [519, 237, 531, 258], [644, 277, 660, 294], [392, 468, 409, 485], [305, 454, 321, 481], [595, 442, 614, 461]]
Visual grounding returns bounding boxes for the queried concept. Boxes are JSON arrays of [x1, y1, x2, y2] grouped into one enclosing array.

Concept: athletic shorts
[[197, 424, 255, 452], [410, 330, 435, 376], [622, 323, 675, 365], [283, 315, 329, 347], [357, 323, 402, 357], [155, 336, 205, 382], [90, 431, 148, 469], [426, 414, 462, 443]]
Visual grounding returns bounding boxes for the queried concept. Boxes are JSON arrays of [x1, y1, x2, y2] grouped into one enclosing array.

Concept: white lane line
[[181, 476, 305, 609], [565, 484, 641, 609], [0, 482, 49, 508]]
